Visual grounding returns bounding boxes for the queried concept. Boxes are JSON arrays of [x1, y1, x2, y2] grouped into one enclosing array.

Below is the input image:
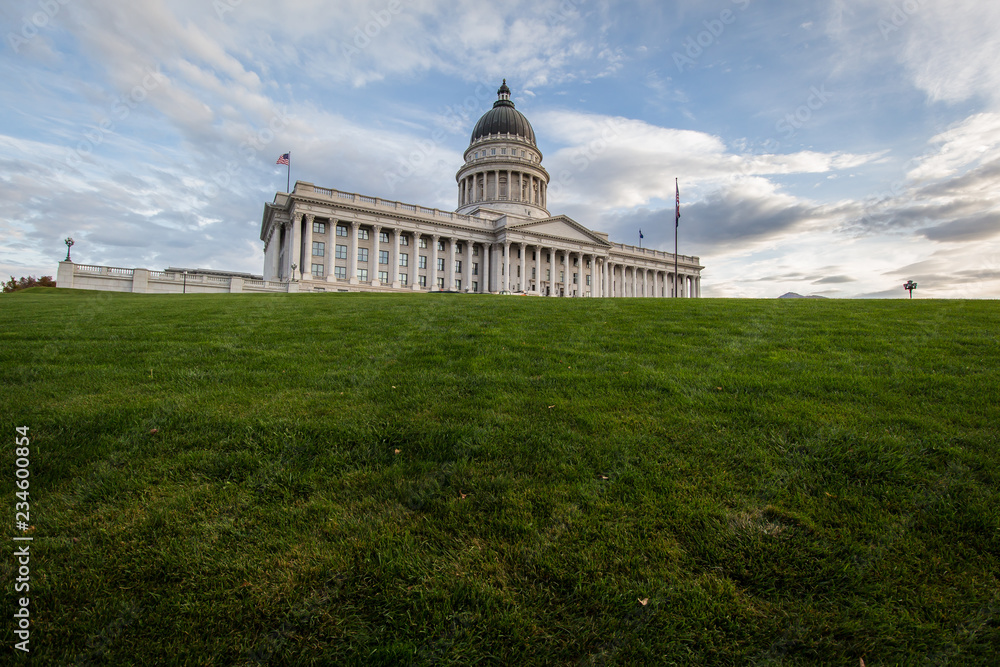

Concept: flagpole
[[287, 151, 291, 194], [674, 178, 679, 298]]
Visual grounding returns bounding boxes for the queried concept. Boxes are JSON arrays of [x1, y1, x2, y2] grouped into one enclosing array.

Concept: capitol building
[[260, 81, 702, 298]]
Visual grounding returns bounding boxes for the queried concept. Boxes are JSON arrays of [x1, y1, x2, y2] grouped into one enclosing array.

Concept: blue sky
[[2, 0, 999, 297]]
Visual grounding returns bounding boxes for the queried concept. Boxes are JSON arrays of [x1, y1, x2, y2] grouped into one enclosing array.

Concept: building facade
[[260, 81, 703, 297]]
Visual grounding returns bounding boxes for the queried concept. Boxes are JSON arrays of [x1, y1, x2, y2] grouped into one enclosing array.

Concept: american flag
[[276, 153, 290, 165], [675, 179, 680, 228]]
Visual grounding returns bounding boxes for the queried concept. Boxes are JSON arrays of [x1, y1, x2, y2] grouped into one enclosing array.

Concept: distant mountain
[[778, 292, 828, 299]]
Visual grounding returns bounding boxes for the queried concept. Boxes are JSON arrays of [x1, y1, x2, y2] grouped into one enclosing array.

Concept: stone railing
[[611, 243, 699, 265], [57, 262, 295, 295], [296, 183, 485, 227]]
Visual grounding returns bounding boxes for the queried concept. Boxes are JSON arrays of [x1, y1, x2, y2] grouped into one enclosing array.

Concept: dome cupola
[[470, 79, 537, 146], [456, 80, 550, 219]]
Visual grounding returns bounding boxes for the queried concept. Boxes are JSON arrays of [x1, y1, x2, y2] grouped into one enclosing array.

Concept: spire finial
[[497, 79, 511, 103]]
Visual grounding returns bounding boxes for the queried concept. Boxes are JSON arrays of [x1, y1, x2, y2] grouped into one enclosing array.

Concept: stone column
[[463, 241, 472, 291], [391, 228, 402, 288], [290, 214, 303, 280], [348, 221, 359, 284], [632, 265, 638, 298], [429, 234, 440, 291], [696, 277, 701, 298], [482, 243, 491, 293], [445, 237, 455, 291], [324, 224, 335, 282], [562, 250, 569, 297], [535, 247, 543, 294], [371, 224, 382, 286], [501, 241, 510, 292], [574, 252, 582, 296], [303, 214, 314, 280], [518, 243, 527, 292]]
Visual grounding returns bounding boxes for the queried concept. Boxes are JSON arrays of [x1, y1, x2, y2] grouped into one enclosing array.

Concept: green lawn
[[1, 288, 997, 665]]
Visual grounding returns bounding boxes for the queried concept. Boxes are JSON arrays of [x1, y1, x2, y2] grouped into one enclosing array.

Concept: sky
[[2, 0, 999, 298]]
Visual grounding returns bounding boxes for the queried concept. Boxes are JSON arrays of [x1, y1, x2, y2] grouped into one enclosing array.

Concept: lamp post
[[291, 263, 298, 281], [64, 237, 74, 261], [904, 280, 917, 298]]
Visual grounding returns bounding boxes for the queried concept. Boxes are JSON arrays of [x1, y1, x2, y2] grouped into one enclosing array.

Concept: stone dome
[[470, 80, 536, 146]]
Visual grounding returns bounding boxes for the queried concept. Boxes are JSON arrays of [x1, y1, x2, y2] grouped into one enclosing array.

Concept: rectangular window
[[473, 246, 479, 256], [472, 281, 478, 292], [532, 267, 536, 279], [311, 263, 324, 277], [455, 242, 463, 254], [378, 271, 389, 283], [336, 225, 348, 237], [517, 266, 521, 277], [573, 272, 578, 284], [357, 268, 368, 282], [312, 241, 325, 257], [472, 262, 478, 276], [312, 221, 326, 234], [419, 275, 427, 287], [547, 269, 551, 280], [399, 253, 409, 267], [401, 235, 409, 246], [380, 231, 389, 243], [358, 248, 369, 263], [419, 238, 427, 249], [501, 148, 506, 155], [335, 245, 348, 259], [358, 228, 369, 240], [560, 271, 565, 282], [419, 256, 427, 269], [587, 275, 592, 286], [379, 250, 389, 265], [455, 279, 462, 291], [437, 277, 444, 289], [437, 258, 445, 271], [455, 260, 462, 274], [334, 266, 347, 280], [437, 240, 445, 251], [400, 273, 408, 286]]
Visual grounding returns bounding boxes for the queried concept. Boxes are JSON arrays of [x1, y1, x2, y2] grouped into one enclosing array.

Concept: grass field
[[1, 287, 998, 665]]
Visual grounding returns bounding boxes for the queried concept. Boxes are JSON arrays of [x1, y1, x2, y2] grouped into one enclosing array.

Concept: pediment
[[507, 216, 612, 246]]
